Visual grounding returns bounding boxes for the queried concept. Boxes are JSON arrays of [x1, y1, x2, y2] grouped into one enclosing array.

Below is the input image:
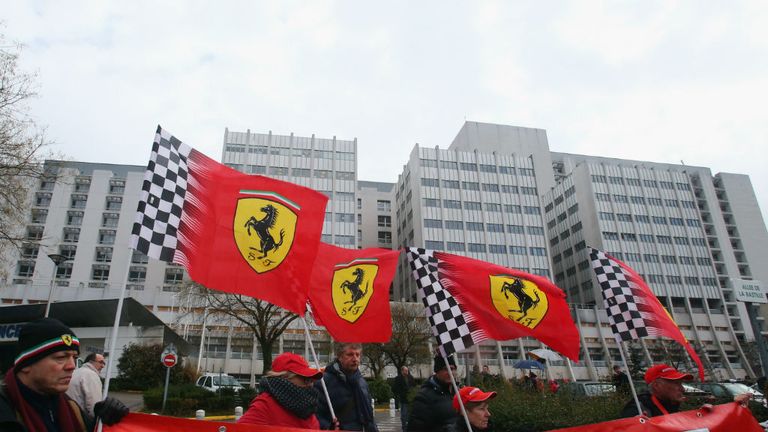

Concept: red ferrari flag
[[589, 247, 705, 381], [308, 243, 399, 342], [406, 248, 580, 361], [129, 126, 328, 315]]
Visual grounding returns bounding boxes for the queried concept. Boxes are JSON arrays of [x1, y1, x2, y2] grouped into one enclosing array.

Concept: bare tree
[[381, 302, 432, 372], [0, 31, 52, 276], [179, 282, 299, 374], [362, 342, 388, 379]]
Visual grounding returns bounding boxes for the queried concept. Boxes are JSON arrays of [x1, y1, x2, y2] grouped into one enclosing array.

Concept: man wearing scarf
[[315, 343, 378, 431], [238, 352, 323, 428], [0, 318, 128, 432]]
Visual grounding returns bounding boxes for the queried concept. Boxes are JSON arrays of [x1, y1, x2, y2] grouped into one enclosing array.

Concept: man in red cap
[[452, 386, 496, 431], [620, 364, 693, 417], [238, 352, 325, 429], [620, 363, 751, 418]]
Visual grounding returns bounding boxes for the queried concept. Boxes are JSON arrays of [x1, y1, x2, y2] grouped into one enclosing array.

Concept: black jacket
[[392, 373, 416, 402], [0, 382, 91, 432], [314, 361, 377, 431], [620, 392, 681, 418], [407, 376, 457, 432]]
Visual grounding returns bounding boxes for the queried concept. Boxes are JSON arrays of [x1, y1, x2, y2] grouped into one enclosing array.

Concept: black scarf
[[260, 376, 319, 419]]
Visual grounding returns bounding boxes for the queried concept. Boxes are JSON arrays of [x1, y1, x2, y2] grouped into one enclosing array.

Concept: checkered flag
[[406, 247, 482, 356], [130, 126, 202, 263], [589, 247, 653, 341]]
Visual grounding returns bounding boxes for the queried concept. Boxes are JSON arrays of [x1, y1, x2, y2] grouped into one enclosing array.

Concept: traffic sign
[[162, 352, 177, 368]]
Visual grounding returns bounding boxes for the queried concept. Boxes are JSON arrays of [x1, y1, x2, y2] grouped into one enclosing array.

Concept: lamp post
[[44, 253, 70, 317]]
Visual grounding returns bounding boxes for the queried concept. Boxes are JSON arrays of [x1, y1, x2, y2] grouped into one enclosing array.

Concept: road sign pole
[[162, 366, 171, 413]]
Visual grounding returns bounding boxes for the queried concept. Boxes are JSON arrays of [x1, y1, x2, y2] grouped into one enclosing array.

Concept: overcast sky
[[3, 1, 767, 222]]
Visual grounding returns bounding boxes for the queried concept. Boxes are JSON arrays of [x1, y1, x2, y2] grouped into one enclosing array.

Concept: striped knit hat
[[14, 318, 79, 372]]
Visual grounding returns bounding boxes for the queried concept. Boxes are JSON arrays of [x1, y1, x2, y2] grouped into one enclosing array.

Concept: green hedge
[[368, 378, 394, 404], [143, 384, 257, 417]]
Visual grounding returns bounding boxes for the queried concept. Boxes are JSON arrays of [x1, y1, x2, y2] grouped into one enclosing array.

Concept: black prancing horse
[[500, 278, 540, 322], [341, 268, 369, 306], [244, 204, 285, 259]]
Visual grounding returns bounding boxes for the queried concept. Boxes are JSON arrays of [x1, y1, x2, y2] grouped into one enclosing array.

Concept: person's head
[[85, 352, 106, 372], [482, 365, 490, 374], [14, 318, 80, 395], [645, 364, 693, 405], [453, 386, 496, 430], [336, 343, 362, 373], [433, 355, 457, 384], [401, 366, 409, 376], [613, 365, 622, 373], [268, 352, 323, 388]]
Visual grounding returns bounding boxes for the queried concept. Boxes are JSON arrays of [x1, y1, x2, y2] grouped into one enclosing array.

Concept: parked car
[[196, 373, 245, 393], [561, 381, 617, 397], [688, 382, 766, 407]]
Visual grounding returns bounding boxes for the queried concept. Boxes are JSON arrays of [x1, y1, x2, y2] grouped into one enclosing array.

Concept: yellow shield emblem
[[61, 334, 73, 346], [233, 197, 297, 274], [489, 274, 549, 329], [332, 264, 378, 323]]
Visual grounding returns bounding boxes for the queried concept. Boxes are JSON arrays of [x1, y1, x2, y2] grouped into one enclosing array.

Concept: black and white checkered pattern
[[406, 247, 475, 356], [130, 126, 191, 262], [589, 247, 649, 341]]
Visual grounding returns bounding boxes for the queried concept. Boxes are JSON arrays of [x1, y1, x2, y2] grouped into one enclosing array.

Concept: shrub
[[143, 384, 250, 416], [368, 378, 394, 404], [117, 343, 192, 391]]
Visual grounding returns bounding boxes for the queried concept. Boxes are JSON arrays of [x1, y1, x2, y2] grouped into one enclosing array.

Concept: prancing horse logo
[[489, 274, 549, 329], [332, 264, 378, 323], [234, 197, 297, 274]]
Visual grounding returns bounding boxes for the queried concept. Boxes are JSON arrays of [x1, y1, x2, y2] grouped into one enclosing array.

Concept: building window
[[335, 235, 355, 246], [505, 204, 522, 214], [99, 230, 116, 245], [443, 200, 462, 209], [335, 171, 355, 180], [70, 194, 88, 209], [377, 200, 391, 212], [445, 220, 464, 230], [95, 247, 113, 263], [424, 219, 442, 228], [102, 213, 120, 228], [26, 226, 44, 241], [489, 244, 507, 254], [442, 180, 460, 189], [425, 240, 444, 250], [487, 223, 504, 233], [292, 168, 311, 177], [109, 179, 126, 194], [529, 247, 546, 256], [462, 181, 480, 191], [468, 243, 486, 253], [507, 225, 524, 234], [31, 209, 48, 224], [67, 211, 84, 226], [56, 264, 73, 279], [131, 250, 149, 264], [35, 192, 52, 207], [335, 213, 355, 223], [378, 216, 391, 227], [466, 222, 484, 231], [484, 203, 501, 212], [62, 227, 80, 243], [128, 266, 147, 283], [105, 196, 122, 211], [92, 265, 110, 281], [482, 183, 499, 192], [378, 232, 392, 244], [509, 246, 526, 255], [447, 242, 465, 252], [21, 243, 39, 259], [17, 261, 35, 277]]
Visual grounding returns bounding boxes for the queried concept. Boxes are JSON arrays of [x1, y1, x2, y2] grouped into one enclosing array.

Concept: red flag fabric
[[590, 248, 706, 381], [549, 402, 761, 432], [130, 126, 328, 315], [406, 248, 580, 361], [309, 243, 399, 342], [105, 412, 315, 432]]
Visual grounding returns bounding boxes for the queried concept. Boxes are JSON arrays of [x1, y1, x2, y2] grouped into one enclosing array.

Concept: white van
[[196, 373, 245, 393]]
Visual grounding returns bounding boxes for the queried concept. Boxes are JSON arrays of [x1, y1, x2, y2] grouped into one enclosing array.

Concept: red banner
[[550, 402, 762, 432], [105, 403, 762, 431]]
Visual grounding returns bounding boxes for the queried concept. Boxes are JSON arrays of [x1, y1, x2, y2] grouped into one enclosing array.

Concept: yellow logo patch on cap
[[61, 334, 73, 346]]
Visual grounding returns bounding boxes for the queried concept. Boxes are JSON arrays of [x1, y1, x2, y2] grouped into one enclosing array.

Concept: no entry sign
[[162, 353, 177, 368]]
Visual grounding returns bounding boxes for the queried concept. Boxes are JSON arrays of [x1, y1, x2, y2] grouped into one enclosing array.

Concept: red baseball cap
[[452, 386, 497, 411], [272, 352, 323, 379], [644, 364, 693, 384]]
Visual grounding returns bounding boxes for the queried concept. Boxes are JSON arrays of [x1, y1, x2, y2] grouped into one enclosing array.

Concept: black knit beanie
[[14, 318, 79, 372], [433, 355, 456, 373]]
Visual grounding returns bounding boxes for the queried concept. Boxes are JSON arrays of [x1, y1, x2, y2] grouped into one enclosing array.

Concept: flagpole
[[443, 351, 473, 432], [301, 312, 337, 423], [617, 339, 643, 416], [102, 250, 133, 399]]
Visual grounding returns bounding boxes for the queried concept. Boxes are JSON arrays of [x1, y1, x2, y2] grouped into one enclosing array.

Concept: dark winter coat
[[407, 375, 457, 432], [620, 392, 681, 418], [314, 361, 377, 431]]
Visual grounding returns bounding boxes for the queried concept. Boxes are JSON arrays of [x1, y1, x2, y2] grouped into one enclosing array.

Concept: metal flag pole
[[301, 310, 337, 422], [102, 250, 133, 398], [442, 351, 473, 432], [618, 339, 643, 416]]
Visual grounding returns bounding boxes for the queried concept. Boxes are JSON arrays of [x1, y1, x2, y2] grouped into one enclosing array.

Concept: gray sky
[[4, 1, 767, 222]]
